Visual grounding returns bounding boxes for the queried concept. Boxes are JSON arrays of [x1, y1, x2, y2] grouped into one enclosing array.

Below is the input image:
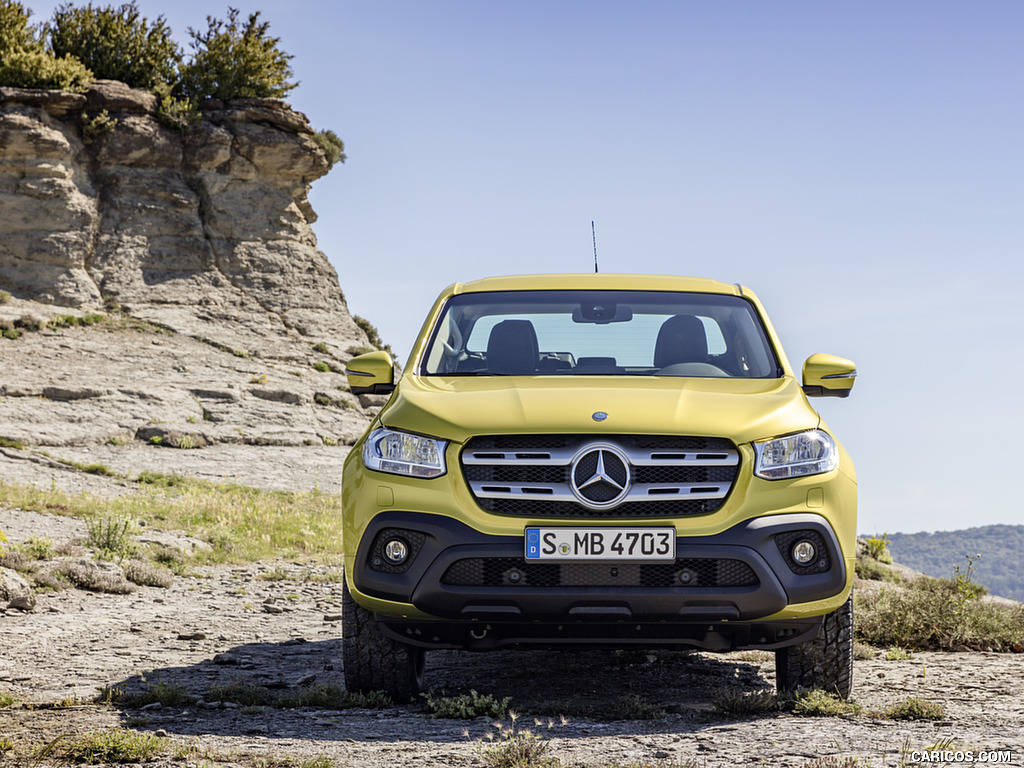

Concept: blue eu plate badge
[[525, 528, 541, 558]]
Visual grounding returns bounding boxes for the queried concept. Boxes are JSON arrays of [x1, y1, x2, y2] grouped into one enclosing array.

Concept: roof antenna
[[591, 220, 599, 273]]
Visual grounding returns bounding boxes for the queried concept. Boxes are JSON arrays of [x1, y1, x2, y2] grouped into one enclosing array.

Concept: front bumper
[[350, 510, 847, 650]]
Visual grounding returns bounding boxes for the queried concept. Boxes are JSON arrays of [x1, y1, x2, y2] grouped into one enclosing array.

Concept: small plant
[[471, 713, 563, 768], [712, 688, 778, 716], [422, 689, 511, 720], [0, 692, 17, 708], [313, 361, 331, 373], [136, 471, 185, 487], [322, 436, 338, 447], [257, 565, 292, 581], [58, 459, 115, 477], [206, 681, 391, 710], [853, 642, 876, 660], [313, 342, 330, 354], [168, 433, 201, 450], [250, 373, 269, 385], [19, 535, 55, 560], [880, 696, 945, 721], [86, 515, 138, 561], [98, 678, 193, 708], [312, 129, 346, 169], [232, 348, 249, 358], [154, 83, 198, 129], [123, 559, 173, 588], [81, 109, 117, 144], [885, 646, 914, 661], [864, 533, 893, 563], [53, 560, 135, 594], [47, 312, 105, 329], [0, 436, 25, 449], [42, 728, 170, 763], [0, 289, 10, 304], [790, 688, 862, 717]]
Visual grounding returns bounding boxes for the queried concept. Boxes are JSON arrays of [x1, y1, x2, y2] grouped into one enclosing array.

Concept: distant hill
[[882, 525, 1024, 600]]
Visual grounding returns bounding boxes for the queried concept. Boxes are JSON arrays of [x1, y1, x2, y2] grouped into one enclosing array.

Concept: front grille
[[441, 557, 759, 588], [462, 434, 739, 518]]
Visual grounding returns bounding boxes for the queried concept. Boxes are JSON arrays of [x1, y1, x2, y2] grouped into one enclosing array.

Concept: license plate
[[525, 527, 676, 561]]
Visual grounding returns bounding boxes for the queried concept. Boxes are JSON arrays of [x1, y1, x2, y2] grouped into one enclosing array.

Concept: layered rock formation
[[0, 80, 366, 360], [0, 81, 384, 451]]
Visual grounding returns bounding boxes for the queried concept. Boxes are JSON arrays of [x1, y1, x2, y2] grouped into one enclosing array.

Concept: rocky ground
[[2, 456, 1023, 768]]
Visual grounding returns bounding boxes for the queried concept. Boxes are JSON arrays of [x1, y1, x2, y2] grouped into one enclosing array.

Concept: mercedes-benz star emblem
[[570, 444, 631, 510], [592, 411, 608, 422]]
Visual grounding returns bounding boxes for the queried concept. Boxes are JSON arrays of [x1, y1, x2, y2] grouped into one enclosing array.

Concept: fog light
[[383, 538, 409, 565], [792, 540, 817, 565]]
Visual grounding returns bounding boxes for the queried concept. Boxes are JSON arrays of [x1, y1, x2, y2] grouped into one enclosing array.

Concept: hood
[[378, 375, 821, 446]]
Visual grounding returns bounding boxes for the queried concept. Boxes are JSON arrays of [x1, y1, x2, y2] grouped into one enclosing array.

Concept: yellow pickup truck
[[342, 273, 857, 702]]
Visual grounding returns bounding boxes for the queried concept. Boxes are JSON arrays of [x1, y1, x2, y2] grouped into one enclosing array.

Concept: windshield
[[420, 290, 781, 378]]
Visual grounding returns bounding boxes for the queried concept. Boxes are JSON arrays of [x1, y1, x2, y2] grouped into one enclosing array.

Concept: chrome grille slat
[[462, 435, 739, 518]]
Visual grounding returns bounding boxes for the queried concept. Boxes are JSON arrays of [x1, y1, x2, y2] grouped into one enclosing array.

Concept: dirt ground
[[2, 456, 1024, 767]]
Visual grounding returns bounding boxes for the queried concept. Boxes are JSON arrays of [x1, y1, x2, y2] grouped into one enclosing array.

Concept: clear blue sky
[[26, 1, 1024, 535]]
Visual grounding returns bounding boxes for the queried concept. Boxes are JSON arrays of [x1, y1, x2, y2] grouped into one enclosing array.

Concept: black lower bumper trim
[[353, 511, 846, 624], [377, 615, 824, 652]]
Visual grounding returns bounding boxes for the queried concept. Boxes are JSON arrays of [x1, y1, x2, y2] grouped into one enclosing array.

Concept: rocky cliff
[[0, 79, 366, 359], [0, 81, 382, 453]]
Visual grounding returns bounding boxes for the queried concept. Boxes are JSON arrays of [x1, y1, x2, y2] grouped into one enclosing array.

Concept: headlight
[[362, 428, 448, 478], [754, 429, 838, 480]]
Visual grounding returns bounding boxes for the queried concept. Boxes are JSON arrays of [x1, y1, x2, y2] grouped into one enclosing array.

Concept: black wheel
[[775, 594, 853, 700], [341, 575, 425, 704]]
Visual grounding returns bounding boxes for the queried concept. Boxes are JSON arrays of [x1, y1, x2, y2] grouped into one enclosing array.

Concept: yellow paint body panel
[[343, 273, 857, 625]]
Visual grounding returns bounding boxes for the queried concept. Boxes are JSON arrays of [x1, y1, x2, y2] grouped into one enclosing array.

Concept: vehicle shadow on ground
[[107, 637, 779, 744]]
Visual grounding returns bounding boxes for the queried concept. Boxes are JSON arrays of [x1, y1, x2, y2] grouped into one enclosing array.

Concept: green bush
[[857, 563, 1024, 651], [0, 47, 92, 91], [179, 8, 296, 101], [48, 1, 180, 90], [864, 533, 893, 564], [880, 696, 945, 721], [0, 0, 38, 54], [422, 689, 511, 720], [790, 688, 862, 717], [313, 129, 346, 169]]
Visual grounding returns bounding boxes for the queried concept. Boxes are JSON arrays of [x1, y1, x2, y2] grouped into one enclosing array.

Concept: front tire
[[775, 594, 853, 699], [341, 576, 425, 704]]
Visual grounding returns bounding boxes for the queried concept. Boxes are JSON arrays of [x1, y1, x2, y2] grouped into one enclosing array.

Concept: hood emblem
[[570, 444, 631, 510], [592, 411, 608, 422]]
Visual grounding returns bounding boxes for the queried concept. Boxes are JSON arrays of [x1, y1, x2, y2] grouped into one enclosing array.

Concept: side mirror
[[346, 350, 396, 395], [802, 353, 857, 398]]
